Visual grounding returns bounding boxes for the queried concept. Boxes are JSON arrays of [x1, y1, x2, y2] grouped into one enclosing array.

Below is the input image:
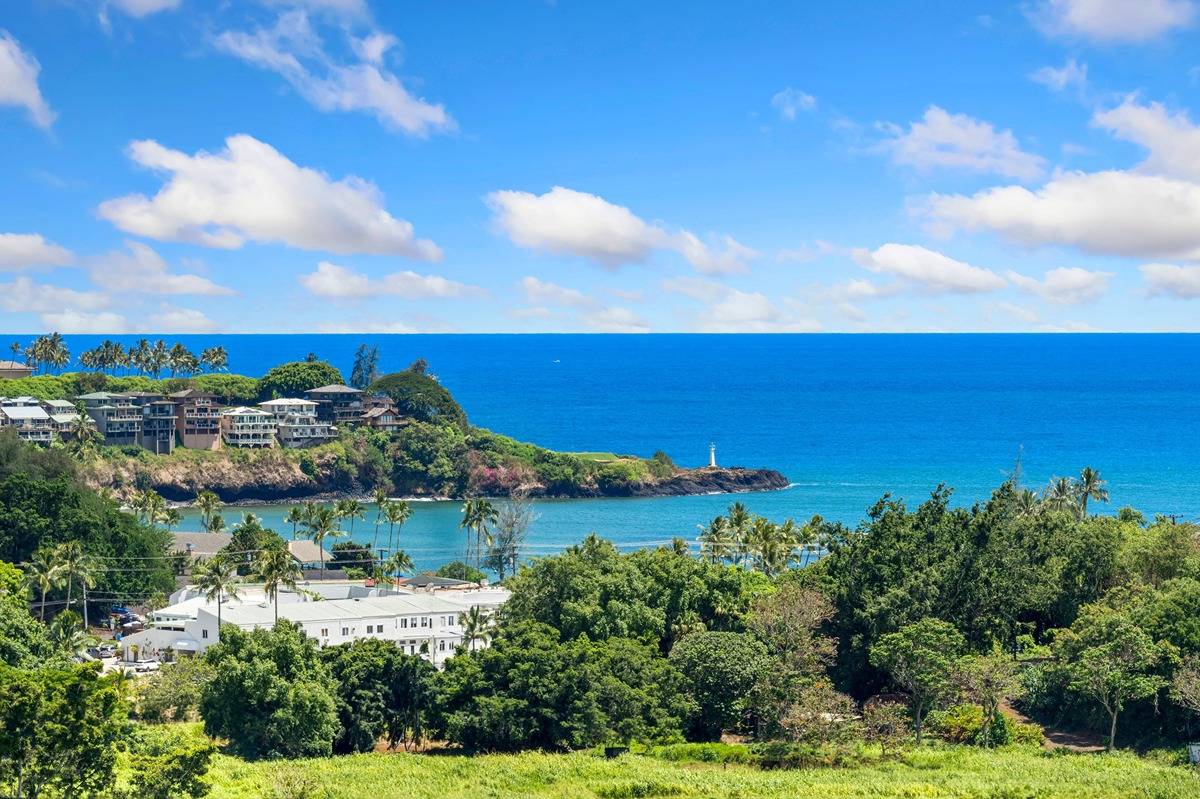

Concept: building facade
[[125, 393, 178, 455], [0, 403, 54, 444], [258, 398, 337, 448], [169, 390, 222, 450], [361, 394, 407, 433], [220, 406, 277, 448], [0, 360, 34, 379], [77, 392, 142, 447], [305, 384, 364, 425]]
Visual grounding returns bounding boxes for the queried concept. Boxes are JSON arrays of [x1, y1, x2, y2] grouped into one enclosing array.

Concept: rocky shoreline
[[113, 466, 791, 508]]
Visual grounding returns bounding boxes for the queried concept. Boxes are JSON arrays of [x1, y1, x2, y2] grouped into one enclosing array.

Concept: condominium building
[[141, 399, 179, 455], [305, 384, 364, 425], [258, 398, 337, 448], [220, 406, 277, 448], [0, 403, 54, 444], [42, 399, 80, 439], [168, 390, 222, 450], [77, 392, 142, 447]]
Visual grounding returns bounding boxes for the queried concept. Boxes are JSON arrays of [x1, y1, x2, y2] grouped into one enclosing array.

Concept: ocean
[[39, 333, 1200, 570]]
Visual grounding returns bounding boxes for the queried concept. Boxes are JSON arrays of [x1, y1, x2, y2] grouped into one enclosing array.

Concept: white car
[[118, 660, 160, 674]]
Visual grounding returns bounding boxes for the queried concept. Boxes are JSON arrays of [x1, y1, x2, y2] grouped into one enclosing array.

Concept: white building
[[0, 404, 54, 444], [257, 398, 336, 448], [119, 582, 508, 667], [219, 406, 277, 448]]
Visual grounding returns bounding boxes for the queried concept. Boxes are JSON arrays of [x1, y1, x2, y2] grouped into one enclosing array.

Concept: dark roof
[[168, 389, 217, 399], [301, 568, 350, 581], [400, 573, 474, 589], [305, 384, 363, 394]]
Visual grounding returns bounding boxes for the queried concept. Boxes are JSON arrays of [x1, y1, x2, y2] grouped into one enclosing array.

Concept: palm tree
[[385, 550, 414, 583], [1014, 489, 1040, 519], [306, 505, 345, 580], [195, 554, 240, 630], [284, 506, 308, 539], [131, 488, 167, 527], [205, 513, 227, 535], [725, 502, 753, 568], [55, 541, 100, 622], [130, 338, 151, 375], [200, 346, 229, 373], [335, 499, 365, 536], [162, 507, 183, 532], [1045, 477, 1078, 516], [49, 615, 97, 657], [460, 606, 492, 652], [195, 490, 223, 533], [22, 549, 63, 621], [371, 488, 390, 552], [382, 500, 412, 558], [460, 498, 498, 568], [1077, 466, 1109, 517], [698, 516, 734, 564], [255, 546, 302, 623], [68, 403, 103, 460], [8, 341, 20, 362]]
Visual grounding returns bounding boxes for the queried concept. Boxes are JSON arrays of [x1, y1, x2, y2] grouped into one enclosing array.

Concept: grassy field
[[208, 745, 1200, 799]]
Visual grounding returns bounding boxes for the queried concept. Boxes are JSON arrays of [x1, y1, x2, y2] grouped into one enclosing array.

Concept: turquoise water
[[43, 333, 1200, 570]]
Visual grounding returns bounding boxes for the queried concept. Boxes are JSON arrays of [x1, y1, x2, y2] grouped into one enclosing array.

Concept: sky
[[3, 0, 1200, 334]]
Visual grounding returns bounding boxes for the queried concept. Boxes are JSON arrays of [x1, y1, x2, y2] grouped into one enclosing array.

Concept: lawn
[[207, 745, 1200, 799]]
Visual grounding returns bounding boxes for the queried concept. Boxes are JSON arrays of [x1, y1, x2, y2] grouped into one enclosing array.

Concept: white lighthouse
[[708, 442, 717, 468]]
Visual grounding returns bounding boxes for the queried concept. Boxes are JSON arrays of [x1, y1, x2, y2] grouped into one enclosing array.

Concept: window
[[202, 629, 208, 639], [438, 640, 446, 652], [366, 625, 374, 634], [341, 627, 349, 636], [401, 617, 407, 628], [320, 628, 328, 637], [420, 616, 429, 628]]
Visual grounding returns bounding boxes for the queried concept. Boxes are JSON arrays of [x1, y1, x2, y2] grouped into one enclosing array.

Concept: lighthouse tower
[[708, 442, 717, 468]]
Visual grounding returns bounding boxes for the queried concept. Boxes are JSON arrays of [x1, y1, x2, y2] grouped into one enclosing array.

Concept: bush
[[1011, 721, 1045, 747], [926, 704, 986, 744], [258, 361, 344, 401], [651, 742, 754, 764], [750, 741, 865, 770], [368, 369, 467, 430]]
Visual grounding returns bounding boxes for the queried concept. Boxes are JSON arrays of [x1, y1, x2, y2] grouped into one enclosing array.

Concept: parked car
[[119, 659, 160, 674]]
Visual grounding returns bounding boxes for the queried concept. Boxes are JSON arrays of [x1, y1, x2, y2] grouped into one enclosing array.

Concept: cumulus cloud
[[40, 310, 131, 334], [0, 277, 108, 313], [107, 0, 181, 18], [0, 233, 73, 271], [1030, 58, 1088, 92], [1093, 98, 1200, 181], [98, 134, 441, 259], [89, 241, 234, 295], [299, 260, 482, 299], [771, 87, 816, 121], [520, 276, 591, 308], [852, 244, 1007, 294], [0, 32, 55, 129], [1141, 262, 1200, 298], [515, 276, 648, 332], [1029, 0, 1195, 43], [147, 305, 221, 332], [486, 186, 756, 274], [662, 277, 820, 332], [1005, 267, 1112, 304], [215, 11, 452, 137], [925, 170, 1200, 260], [581, 306, 650, 333], [880, 106, 1044, 181]]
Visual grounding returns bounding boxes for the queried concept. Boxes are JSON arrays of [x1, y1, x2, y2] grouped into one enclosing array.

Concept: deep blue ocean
[[43, 334, 1200, 570]]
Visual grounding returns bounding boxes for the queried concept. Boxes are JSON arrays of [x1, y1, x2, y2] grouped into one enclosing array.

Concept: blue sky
[[3, 0, 1200, 333]]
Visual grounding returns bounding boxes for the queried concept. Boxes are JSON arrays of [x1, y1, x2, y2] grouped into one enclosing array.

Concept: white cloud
[[1005, 267, 1112, 304], [1029, 0, 1194, 43], [98, 134, 441, 259], [771, 87, 816, 121], [261, 0, 370, 18], [107, 0, 181, 18], [520, 276, 591, 308], [852, 244, 1006, 294], [0, 277, 108, 313], [925, 170, 1200, 260], [40, 310, 131, 334], [1093, 98, 1200, 181], [1141, 262, 1200, 298], [881, 106, 1044, 181], [299, 260, 481, 299], [0, 32, 55, 129], [1030, 58, 1088, 92], [215, 11, 452, 137], [662, 277, 820, 332], [0, 233, 73, 271], [581, 307, 650, 333], [89, 241, 234, 295], [148, 306, 221, 333], [316, 319, 420, 333], [486, 186, 755, 274]]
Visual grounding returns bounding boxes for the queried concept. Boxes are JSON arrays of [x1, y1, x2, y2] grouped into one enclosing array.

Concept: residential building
[[0, 360, 33, 379], [77, 392, 142, 447], [119, 582, 510, 666], [42, 400, 81, 439], [360, 394, 407, 433], [305, 384, 364, 425], [171, 532, 232, 562], [124, 392, 178, 455], [258, 398, 337, 448], [0, 404, 54, 444], [169, 390, 222, 450], [220, 406, 277, 448]]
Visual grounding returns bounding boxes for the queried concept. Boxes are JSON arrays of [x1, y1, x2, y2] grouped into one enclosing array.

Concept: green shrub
[[1010, 721, 1045, 747], [650, 742, 753, 764], [594, 782, 684, 799], [750, 741, 864, 770], [926, 704, 986, 744]]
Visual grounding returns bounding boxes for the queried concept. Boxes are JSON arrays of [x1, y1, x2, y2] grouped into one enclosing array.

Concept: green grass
[[207, 745, 1200, 799]]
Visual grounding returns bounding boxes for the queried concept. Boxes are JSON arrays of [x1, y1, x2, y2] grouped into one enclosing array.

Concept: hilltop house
[[168, 389, 222, 450], [258, 398, 336, 448], [0, 360, 33, 379], [360, 394, 407, 433], [124, 392, 178, 455], [42, 399, 80, 439], [77, 392, 142, 447], [118, 581, 510, 666], [0, 401, 53, 444], [305, 384, 364, 425], [220, 407, 277, 448]]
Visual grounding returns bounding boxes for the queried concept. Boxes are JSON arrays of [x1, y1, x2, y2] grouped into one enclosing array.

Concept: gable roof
[[305, 384, 362, 394], [287, 539, 334, 564], [0, 360, 31, 370]]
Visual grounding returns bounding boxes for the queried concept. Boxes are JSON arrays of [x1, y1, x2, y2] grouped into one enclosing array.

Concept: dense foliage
[[368, 369, 467, 429], [257, 360, 344, 400]]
